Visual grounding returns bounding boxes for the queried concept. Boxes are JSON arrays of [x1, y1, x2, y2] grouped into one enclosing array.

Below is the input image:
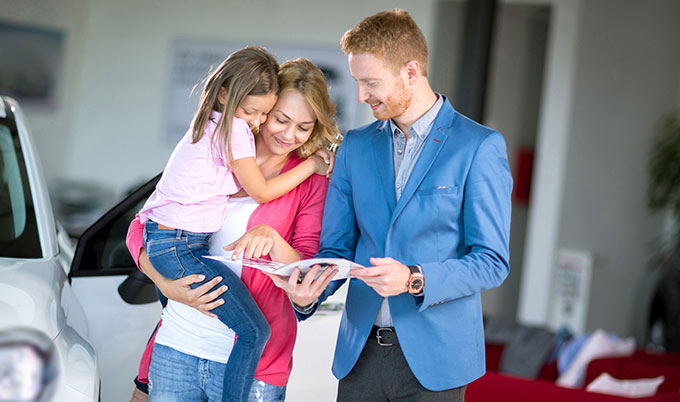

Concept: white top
[[153, 196, 259, 363]]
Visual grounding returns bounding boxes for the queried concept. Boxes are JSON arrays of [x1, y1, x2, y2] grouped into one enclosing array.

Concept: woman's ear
[[217, 87, 227, 106]]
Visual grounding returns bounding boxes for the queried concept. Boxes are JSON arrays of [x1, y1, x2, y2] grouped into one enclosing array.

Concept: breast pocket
[[417, 185, 459, 196], [409, 185, 463, 261]]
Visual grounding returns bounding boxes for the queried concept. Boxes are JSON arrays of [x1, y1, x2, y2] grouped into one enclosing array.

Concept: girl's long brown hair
[[190, 46, 279, 162]]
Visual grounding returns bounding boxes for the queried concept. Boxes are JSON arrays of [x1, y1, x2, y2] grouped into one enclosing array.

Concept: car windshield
[[0, 107, 41, 258]]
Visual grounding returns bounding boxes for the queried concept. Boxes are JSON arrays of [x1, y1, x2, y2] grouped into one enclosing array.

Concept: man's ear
[[403, 60, 421, 85], [217, 86, 227, 106]]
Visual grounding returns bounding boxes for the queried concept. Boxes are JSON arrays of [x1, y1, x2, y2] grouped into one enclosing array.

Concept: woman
[[127, 58, 341, 402]]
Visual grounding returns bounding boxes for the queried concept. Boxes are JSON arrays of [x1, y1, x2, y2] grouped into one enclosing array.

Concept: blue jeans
[[143, 221, 271, 402], [149, 344, 287, 402]]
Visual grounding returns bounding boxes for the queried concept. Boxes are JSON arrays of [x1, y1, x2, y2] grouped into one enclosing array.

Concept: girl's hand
[[223, 224, 281, 260], [313, 149, 336, 178], [308, 154, 331, 177]]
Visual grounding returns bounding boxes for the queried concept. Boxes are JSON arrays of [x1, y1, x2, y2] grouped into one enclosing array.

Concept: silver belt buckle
[[375, 327, 393, 346]]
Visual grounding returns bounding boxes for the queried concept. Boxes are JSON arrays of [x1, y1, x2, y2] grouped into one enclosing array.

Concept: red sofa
[[466, 343, 680, 401], [584, 350, 680, 395]]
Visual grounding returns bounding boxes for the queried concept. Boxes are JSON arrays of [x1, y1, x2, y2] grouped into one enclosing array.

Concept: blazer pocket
[[417, 185, 459, 196]]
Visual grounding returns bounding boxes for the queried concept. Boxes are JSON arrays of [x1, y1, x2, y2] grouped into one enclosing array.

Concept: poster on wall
[[548, 248, 594, 334], [165, 39, 358, 145], [0, 21, 64, 109]]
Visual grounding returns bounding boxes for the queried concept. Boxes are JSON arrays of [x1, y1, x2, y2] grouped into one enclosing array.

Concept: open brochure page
[[204, 256, 364, 280]]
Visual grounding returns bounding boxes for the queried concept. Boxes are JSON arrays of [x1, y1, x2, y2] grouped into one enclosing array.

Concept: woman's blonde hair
[[190, 46, 279, 162], [278, 58, 341, 158]]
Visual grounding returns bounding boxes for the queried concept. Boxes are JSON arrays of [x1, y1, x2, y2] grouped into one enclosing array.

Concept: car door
[[69, 175, 161, 402]]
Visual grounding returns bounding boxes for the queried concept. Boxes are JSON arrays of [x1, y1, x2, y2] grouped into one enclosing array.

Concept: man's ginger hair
[[340, 9, 429, 76]]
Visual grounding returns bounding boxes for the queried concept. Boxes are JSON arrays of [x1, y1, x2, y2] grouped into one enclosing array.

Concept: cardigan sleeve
[[126, 214, 145, 270], [288, 174, 329, 260]]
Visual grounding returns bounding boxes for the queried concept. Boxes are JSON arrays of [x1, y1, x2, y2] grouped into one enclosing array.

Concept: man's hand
[[350, 257, 410, 297], [266, 264, 338, 308]]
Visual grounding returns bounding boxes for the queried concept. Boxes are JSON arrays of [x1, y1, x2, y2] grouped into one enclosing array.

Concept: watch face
[[410, 278, 423, 292]]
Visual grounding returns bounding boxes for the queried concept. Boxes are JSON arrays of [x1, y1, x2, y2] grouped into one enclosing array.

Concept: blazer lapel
[[372, 121, 397, 213], [391, 99, 456, 223], [391, 130, 447, 223]]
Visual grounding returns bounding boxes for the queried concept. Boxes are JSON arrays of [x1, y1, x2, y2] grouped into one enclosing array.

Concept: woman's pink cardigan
[[126, 153, 329, 387]]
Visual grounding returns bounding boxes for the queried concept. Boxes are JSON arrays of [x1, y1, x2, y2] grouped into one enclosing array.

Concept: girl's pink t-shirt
[[127, 153, 329, 387], [139, 111, 255, 233]]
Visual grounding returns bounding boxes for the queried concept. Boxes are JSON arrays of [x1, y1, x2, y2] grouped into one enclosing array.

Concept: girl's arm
[[230, 154, 328, 204], [223, 171, 329, 263]]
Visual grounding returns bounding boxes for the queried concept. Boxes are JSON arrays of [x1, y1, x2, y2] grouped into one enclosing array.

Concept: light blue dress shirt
[[374, 94, 444, 327]]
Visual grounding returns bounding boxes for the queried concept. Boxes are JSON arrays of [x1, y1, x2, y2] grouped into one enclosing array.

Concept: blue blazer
[[300, 98, 512, 390]]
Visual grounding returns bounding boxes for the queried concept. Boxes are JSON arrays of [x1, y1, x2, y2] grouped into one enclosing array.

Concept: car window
[[0, 114, 41, 258], [70, 175, 159, 277]]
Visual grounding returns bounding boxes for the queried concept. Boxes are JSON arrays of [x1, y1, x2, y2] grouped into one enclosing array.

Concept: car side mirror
[[117, 269, 158, 305]]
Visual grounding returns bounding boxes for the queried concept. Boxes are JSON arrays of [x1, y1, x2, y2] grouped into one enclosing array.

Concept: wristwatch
[[406, 265, 424, 294]]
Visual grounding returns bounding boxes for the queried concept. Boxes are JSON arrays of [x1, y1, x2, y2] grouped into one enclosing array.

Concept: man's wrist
[[406, 264, 424, 296], [414, 264, 424, 296]]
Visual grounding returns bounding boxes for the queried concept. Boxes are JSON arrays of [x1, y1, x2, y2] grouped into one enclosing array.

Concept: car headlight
[[0, 328, 57, 402]]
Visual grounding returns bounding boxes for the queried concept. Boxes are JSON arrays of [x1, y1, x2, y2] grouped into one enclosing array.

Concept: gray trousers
[[337, 336, 467, 402]]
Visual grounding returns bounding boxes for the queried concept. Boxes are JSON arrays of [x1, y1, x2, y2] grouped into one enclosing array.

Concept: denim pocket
[[186, 241, 209, 249], [146, 238, 181, 255], [146, 245, 184, 279]]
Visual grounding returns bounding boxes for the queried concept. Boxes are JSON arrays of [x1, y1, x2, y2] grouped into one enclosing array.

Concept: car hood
[[0, 257, 65, 339]]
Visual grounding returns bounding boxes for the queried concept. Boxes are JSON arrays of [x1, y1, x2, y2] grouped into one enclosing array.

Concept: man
[[270, 9, 512, 401]]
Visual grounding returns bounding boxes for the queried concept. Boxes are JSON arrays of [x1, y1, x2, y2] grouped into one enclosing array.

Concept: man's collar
[[389, 94, 443, 139]]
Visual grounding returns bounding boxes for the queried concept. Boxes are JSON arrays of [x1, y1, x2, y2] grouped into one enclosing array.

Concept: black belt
[[371, 326, 399, 346]]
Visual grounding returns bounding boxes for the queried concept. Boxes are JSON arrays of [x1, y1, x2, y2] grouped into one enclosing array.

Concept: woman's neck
[[254, 138, 290, 179], [231, 139, 291, 199]]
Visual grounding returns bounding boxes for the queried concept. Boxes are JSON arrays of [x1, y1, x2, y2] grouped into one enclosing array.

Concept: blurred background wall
[[2, 0, 680, 344]]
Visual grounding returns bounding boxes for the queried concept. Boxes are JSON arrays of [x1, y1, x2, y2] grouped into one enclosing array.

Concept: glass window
[[79, 198, 146, 274], [71, 175, 159, 276], [0, 114, 41, 258]]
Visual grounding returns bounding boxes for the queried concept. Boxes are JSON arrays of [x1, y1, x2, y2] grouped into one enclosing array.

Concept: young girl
[[137, 47, 328, 402]]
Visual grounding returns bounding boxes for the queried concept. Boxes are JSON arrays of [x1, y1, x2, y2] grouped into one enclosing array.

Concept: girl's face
[[234, 93, 278, 133], [260, 90, 316, 155]]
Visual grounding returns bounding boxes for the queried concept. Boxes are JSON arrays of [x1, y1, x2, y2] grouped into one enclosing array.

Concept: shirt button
[[396, 183, 402, 189], [397, 150, 403, 155]]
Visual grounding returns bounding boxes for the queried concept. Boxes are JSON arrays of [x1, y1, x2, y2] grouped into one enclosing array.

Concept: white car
[[0, 95, 162, 402]]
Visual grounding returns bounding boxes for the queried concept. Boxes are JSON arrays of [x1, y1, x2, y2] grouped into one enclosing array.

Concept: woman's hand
[[139, 250, 227, 318], [223, 224, 282, 261], [224, 223, 302, 269], [265, 265, 338, 308], [313, 148, 336, 178], [157, 275, 228, 319]]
